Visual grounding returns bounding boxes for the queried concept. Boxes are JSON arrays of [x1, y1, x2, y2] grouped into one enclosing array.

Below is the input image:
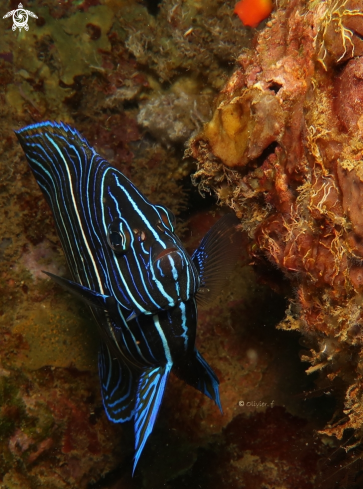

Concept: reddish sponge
[[234, 0, 273, 28]]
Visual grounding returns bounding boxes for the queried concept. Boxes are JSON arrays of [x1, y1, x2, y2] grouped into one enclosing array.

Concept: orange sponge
[[234, 0, 273, 28]]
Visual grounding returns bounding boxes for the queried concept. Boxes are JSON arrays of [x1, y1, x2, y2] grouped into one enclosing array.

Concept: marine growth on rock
[[190, 0, 363, 454], [0, 0, 349, 486]]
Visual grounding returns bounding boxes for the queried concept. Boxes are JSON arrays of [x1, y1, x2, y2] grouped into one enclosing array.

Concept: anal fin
[[98, 342, 136, 423]]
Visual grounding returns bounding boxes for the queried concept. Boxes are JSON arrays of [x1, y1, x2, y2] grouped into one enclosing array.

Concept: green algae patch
[[15, 5, 114, 86], [11, 295, 98, 372], [4, 4, 115, 117]]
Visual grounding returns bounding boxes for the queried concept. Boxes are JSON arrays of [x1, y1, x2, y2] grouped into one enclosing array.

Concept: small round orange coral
[[234, 0, 273, 28]]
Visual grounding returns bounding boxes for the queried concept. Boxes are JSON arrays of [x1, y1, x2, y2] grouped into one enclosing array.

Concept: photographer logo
[[3, 3, 38, 32]]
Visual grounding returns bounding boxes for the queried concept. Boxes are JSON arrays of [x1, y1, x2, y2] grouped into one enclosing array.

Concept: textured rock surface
[[191, 0, 363, 462], [0, 0, 340, 487]]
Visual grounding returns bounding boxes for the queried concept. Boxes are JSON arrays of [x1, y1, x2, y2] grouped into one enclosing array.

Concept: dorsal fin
[[191, 214, 241, 306]]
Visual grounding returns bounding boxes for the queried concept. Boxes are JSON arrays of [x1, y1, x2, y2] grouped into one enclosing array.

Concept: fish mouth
[[154, 247, 178, 262]]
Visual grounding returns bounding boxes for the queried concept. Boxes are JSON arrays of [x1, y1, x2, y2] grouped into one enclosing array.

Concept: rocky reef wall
[[191, 0, 363, 450], [0, 0, 352, 487]]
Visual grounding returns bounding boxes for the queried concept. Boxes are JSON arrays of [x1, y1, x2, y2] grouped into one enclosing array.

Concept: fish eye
[[107, 220, 131, 254]]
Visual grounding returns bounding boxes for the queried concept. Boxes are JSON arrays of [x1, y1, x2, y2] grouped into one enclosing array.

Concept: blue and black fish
[[16, 122, 240, 472]]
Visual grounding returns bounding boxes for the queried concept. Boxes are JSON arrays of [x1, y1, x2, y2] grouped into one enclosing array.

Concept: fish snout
[[151, 241, 184, 281]]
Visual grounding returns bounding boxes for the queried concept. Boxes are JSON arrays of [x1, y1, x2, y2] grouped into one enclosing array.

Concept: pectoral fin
[[43, 271, 117, 310], [192, 214, 240, 306]]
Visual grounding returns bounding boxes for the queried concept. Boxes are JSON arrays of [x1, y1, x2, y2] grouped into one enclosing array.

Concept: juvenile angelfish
[[16, 122, 240, 473]]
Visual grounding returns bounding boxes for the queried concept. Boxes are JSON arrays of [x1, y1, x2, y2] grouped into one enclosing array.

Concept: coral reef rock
[[190, 0, 363, 446]]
